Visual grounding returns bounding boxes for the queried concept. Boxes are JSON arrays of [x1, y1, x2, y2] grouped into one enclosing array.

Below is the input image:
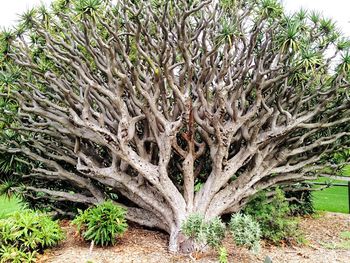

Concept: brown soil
[[37, 212, 350, 263]]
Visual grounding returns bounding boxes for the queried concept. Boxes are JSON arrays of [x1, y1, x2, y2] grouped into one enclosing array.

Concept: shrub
[[285, 183, 315, 216], [72, 201, 128, 246], [229, 213, 261, 252], [181, 214, 226, 249], [204, 217, 226, 248], [0, 210, 64, 262], [181, 213, 205, 241], [243, 189, 302, 244]]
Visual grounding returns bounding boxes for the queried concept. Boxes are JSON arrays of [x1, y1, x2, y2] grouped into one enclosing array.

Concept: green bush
[[0, 210, 64, 262], [181, 214, 226, 249], [205, 217, 226, 248], [229, 213, 261, 252], [285, 183, 315, 216], [72, 201, 128, 246], [181, 213, 205, 241], [243, 189, 302, 244]]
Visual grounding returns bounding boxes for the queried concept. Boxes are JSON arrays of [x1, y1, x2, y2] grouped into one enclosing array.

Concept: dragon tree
[[0, 0, 349, 252]]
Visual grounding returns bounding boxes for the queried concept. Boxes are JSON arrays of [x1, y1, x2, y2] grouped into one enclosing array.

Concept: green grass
[[0, 195, 23, 219], [340, 231, 350, 240], [321, 240, 350, 250], [312, 178, 349, 214], [321, 231, 350, 250]]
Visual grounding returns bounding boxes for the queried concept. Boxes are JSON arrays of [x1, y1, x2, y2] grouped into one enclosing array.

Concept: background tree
[[0, 0, 349, 252]]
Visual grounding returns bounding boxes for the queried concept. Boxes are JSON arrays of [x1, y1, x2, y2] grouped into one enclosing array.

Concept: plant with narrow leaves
[[259, 0, 283, 18], [73, 0, 103, 17], [229, 213, 261, 253], [0, 210, 64, 250], [205, 217, 226, 248], [72, 201, 128, 246], [0, 210, 64, 262], [244, 189, 303, 245], [181, 213, 207, 243], [0, 246, 37, 263], [181, 214, 226, 250]]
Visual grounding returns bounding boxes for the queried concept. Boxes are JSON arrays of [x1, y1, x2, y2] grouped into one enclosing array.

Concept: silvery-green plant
[[205, 217, 226, 248], [181, 214, 226, 250], [181, 213, 206, 242], [229, 213, 261, 253]]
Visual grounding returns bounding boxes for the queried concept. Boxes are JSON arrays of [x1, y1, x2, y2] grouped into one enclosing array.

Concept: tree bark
[[0, 0, 349, 253]]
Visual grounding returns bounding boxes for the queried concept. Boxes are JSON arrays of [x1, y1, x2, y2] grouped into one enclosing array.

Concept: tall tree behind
[[0, 0, 349, 252]]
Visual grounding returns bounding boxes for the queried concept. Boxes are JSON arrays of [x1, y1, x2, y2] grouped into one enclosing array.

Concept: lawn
[[0, 195, 23, 219], [312, 178, 349, 214]]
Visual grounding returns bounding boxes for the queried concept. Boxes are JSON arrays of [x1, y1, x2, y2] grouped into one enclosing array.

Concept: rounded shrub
[[181, 213, 206, 241], [181, 214, 226, 250], [229, 213, 261, 252], [205, 217, 226, 248], [72, 201, 128, 246], [243, 189, 303, 245]]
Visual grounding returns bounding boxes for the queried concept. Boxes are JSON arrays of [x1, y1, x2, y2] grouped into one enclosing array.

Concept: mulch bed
[[37, 212, 350, 263]]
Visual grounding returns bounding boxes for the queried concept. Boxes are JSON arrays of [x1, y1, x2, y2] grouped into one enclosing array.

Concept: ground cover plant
[[321, 230, 350, 250], [0, 210, 64, 262], [0, 0, 350, 252]]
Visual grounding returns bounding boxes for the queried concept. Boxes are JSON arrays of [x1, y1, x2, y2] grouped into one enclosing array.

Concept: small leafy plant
[[181, 213, 205, 241], [0, 210, 64, 262], [229, 213, 261, 252], [181, 214, 226, 251], [205, 217, 226, 248], [218, 246, 228, 263], [0, 246, 37, 263], [72, 201, 128, 246]]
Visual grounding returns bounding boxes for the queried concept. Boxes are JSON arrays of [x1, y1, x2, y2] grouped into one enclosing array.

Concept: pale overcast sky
[[0, 0, 349, 36]]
